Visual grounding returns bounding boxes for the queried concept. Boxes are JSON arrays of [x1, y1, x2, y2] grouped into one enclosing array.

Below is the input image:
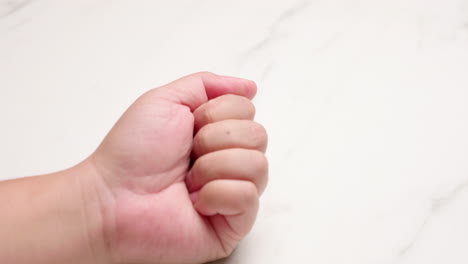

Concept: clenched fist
[[91, 72, 268, 263]]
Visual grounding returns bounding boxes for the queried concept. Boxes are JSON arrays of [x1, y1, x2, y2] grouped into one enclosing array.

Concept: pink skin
[[89, 72, 267, 263]]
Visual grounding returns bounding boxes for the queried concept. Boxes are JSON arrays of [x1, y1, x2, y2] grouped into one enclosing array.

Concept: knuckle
[[246, 101, 256, 118], [193, 154, 210, 176], [250, 151, 268, 175], [238, 97, 256, 118], [249, 122, 268, 150], [249, 151, 269, 191], [223, 94, 255, 117], [197, 124, 211, 145], [236, 182, 259, 211], [241, 183, 258, 204], [193, 128, 209, 155], [201, 104, 215, 124]]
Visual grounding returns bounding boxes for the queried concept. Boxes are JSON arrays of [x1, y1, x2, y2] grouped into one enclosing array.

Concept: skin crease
[[90, 72, 269, 264]]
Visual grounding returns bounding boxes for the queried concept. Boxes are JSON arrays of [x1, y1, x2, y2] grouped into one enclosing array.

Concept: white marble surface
[[1, 0, 468, 263]]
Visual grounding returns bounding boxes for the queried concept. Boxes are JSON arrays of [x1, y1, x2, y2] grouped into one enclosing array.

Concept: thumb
[[153, 72, 257, 111]]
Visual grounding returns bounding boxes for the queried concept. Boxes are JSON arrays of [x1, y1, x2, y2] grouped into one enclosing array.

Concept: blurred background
[[1, 0, 468, 263]]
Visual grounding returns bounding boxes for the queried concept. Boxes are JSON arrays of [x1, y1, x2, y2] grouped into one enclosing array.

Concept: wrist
[[0, 158, 114, 264], [72, 157, 115, 264]]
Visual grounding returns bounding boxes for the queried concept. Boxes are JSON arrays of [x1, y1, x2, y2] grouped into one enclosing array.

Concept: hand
[[90, 72, 268, 263]]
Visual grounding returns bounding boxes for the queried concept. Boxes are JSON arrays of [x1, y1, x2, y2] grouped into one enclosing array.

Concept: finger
[[193, 120, 268, 157], [187, 149, 268, 194], [151, 72, 257, 111], [194, 179, 259, 240], [193, 94, 255, 131]]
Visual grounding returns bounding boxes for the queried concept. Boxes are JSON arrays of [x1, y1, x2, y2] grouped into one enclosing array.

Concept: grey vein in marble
[[244, 0, 310, 56], [260, 62, 274, 81], [431, 179, 468, 212], [0, 0, 32, 19], [399, 178, 468, 257]]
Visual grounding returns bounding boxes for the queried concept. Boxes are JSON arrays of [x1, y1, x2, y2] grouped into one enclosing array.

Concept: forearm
[[0, 160, 109, 264]]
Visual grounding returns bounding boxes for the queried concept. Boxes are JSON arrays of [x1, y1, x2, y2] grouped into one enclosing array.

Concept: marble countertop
[[1, 0, 468, 263]]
